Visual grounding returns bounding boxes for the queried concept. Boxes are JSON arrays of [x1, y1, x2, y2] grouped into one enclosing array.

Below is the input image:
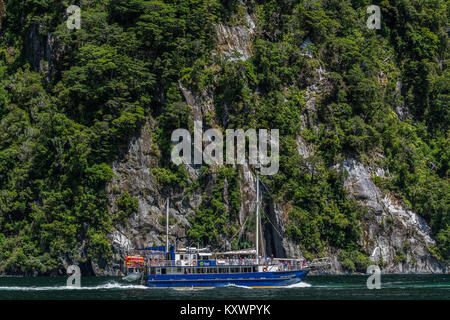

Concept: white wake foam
[[284, 282, 311, 288], [0, 281, 146, 291], [0, 281, 312, 291], [223, 284, 253, 289]]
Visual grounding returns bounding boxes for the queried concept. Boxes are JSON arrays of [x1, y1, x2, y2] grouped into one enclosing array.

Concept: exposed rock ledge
[[336, 159, 447, 273], [214, 10, 255, 61]]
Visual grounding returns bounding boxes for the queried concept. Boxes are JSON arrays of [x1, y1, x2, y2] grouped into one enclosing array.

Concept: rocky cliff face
[[214, 9, 255, 61], [337, 159, 446, 273], [99, 5, 446, 276], [26, 21, 58, 82], [103, 124, 447, 275], [103, 118, 203, 275]]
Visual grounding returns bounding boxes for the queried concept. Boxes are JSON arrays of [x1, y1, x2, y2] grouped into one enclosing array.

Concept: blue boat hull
[[146, 270, 309, 288]]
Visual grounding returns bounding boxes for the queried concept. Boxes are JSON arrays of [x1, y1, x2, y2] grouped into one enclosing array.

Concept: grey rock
[[335, 158, 446, 273], [214, 10, 255, 61]]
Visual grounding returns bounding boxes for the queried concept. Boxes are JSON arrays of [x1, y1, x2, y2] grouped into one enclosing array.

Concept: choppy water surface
[[0, 274, 448, 300]]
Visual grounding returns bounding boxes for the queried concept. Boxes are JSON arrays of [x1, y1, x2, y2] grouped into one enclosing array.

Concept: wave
[[223, 284, 253, 289], [284, 282, 311, 288], [222, 282, 311, 289], [171, 287, 211, 291], [0, 281, 147, 291]]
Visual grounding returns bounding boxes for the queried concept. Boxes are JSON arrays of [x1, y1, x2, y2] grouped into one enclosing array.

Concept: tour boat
[[122, 178, 329, 289]]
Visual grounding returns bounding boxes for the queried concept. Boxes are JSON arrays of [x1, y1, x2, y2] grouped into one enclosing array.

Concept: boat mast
[[256, 177, 259, 265], [166, 197, 169, 255]]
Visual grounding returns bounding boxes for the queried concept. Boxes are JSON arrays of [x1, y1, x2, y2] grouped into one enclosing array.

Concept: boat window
[[161, 268, 166, 275]]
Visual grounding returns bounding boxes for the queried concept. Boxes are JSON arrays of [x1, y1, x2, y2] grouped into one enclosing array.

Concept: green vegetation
[[0, 0, 222, 274], [0, 0, 448, 274], [187, 166, 241, 246], [114, 191, 139, 223]]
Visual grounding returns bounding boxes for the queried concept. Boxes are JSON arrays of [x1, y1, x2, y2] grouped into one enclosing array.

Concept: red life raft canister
[[125, 256, 144, 267]]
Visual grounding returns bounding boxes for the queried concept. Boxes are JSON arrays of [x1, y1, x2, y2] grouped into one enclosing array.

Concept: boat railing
[[143, 258, 315, 268], [141, 257, 331, 269], [147, 260, 179, 267], [215, 259, 260, 266]]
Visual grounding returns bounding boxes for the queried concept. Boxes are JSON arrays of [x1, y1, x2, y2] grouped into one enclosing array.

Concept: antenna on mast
[[256, 176, 259, 265], [166, 197, 169, 254]]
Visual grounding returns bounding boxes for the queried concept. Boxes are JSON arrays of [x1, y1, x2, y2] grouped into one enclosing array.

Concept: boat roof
[[216, 249, 256, 255], [177, 247, 210, 252], [134, 245, 174, 251]]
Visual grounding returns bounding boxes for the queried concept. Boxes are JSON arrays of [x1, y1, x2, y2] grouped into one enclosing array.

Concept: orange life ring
[[263, 267, 267, 272], [192, 260, 197, 265]]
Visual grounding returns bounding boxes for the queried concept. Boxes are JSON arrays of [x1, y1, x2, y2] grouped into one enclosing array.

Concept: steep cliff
[[0, 0, 448, 275], [103, 5, 447, 274]]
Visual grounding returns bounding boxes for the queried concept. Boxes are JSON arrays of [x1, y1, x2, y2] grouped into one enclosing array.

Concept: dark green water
[[0, 274, 448, 300]]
